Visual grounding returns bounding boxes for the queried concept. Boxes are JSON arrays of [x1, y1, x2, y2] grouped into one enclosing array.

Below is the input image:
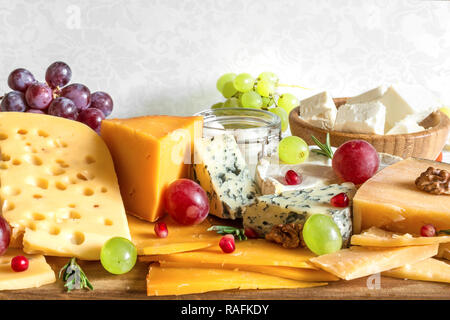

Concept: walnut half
[[265, 223, 302, 249], [415, 167, 450, 195]]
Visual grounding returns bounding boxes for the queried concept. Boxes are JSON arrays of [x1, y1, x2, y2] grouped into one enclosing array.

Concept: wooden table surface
[[2, 257, 449, 300]]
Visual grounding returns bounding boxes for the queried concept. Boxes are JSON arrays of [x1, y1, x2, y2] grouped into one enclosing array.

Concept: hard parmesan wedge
[[383, 258, 450, 283]]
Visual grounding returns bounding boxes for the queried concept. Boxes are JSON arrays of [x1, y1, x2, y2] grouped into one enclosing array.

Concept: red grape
[[1, 91, 28, 112], [90, 91, 113, 117], [27, 109, 46, 114], [60, 83, 91, 110], [78, 108, 105, 132], [0, 216, 11, 256], [8, 68, 35, 92], [45, 61, 72, 89], [164, 179, 209, 225], [48, 97, 78, 120], [25, 82, 53, 110], [332, 140, 379, 185], [11, 255, 29, 272], [285, 170, 301, 185]]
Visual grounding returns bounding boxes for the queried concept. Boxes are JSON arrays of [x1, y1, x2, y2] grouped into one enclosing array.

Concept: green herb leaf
[[311, 133, 334, 159], [438, 229, 450, 235], [59, 257, 93, 292], [207, 225, 247, 241]]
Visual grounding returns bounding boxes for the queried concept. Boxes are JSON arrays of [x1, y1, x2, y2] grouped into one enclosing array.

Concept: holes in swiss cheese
[[55, 181, 67, 191], [49, 226, 60, 235], [50, 166, 65, 176], [34, 178, 49, 190], [85, 156, 96, 164], [33, 194, 43, 199], [1, 154, 10, 161], [104, 219, 113, 226], [69, 211, 81, 220], [83, 188, 94, 196], [17, 129, 28, 135], [38, 130, 49, 138], [55, 159, 69, 168], [32, 213, 46, 221], [101, 187, 107, 193], [71, 232, 85, 245], [0, 133, 8, 140], [12, 159, 21, 166], [2, 201, 15, 212], [2, 187, 21, 196]]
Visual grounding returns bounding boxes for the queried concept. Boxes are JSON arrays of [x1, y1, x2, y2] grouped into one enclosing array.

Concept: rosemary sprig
[[438, 229, 450, 235], [207, 225, 247, 241], [311, 133, 334, 159], [59, 257, 93, 292]]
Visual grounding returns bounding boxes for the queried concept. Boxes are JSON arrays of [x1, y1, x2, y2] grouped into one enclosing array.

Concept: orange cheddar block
[[383, 258, 450, 284], [351, 227, 450, 247], [353, 158, 450, 234], [158, 261, 339, 282], [146, 264, 327, 296], [128, 214, 220, 255], [140, 239, 317, 269], [101, 116, 203, 222], [310, 244, 438, 280]]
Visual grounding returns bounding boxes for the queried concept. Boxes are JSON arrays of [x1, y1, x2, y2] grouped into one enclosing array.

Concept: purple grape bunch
[[0, 61, 114, 132]]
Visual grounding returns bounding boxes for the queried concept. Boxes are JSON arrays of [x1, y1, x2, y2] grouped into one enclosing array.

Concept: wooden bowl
[[289, 98, 450, 160]]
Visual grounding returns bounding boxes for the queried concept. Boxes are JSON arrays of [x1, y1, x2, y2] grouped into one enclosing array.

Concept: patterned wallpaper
[[0, 0, 449, 118]]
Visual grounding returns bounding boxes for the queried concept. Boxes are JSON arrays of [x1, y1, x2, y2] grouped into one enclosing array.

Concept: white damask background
[[0, 0, 449, 118]]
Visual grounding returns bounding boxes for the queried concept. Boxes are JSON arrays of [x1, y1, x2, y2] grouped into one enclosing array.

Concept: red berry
[[154, 222, 168, 238], [285, 170, 302, 185], [219, 235, 235, 253], [244, 227, 258, 239], [11, 256, 29, 272], [330, 193, 349, 207], [421, 224, 436, 237]]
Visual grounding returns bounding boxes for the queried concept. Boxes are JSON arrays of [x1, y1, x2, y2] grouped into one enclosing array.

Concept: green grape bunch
[[212, 71, 302, 132]]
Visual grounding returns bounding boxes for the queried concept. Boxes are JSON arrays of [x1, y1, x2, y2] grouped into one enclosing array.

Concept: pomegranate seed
[[11, 255, 29, 272], [330, 193, 349, 207], [244, 227, 258, 239], [421, 224, 436, 237], [285, 170, 302, 185], [219, 235, 235, 253], [154, 222, 168, 238]]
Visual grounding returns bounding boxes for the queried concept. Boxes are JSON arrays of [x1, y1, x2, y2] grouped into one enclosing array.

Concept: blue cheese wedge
[[243, 183, 356, 246], [192, 134, 257, 219]]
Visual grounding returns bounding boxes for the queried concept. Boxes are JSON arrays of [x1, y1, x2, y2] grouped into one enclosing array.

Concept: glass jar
[[194, 108, 281, 176]]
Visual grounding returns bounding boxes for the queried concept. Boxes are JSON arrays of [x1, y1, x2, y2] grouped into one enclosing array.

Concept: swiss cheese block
[[383, 258, 450, 283], [101, 115, 203, 222], [310, 244, 438, 280], [128, 214, 220, 255], [140, 239, 317, 269], [146, 264, 326, 296], [351, 227, 450, 247], [0, 248, 55, 290], [353, 158, 450, 234], [0, 112, 130, 260]]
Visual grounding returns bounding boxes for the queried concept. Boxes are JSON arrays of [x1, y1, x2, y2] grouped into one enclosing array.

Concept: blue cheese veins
[[192, 134, 257, 219], [243, 183, 356, 246]]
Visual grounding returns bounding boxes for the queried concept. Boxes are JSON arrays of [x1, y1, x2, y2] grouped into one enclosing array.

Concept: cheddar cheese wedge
[[383, 258, 450, 283]]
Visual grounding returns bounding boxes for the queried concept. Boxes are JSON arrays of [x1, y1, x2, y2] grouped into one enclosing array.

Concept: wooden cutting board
[[2, 257, 449, 300]]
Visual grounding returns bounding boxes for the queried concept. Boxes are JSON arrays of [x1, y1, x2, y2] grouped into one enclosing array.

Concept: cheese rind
[[310, 244, 438, 280], [382, 258, 450, 283], [192, 134, 257, 219], [334, 101, 386, 134], [298, 91, 337, 130]]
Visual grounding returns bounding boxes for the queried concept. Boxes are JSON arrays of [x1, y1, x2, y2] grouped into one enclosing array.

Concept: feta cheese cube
[[334, 101, 386, 134], [298, 91, 337, 130], [386, 115, 425, 135]]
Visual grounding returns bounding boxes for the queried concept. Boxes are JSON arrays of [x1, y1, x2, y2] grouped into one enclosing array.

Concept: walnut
[[265, 223, 302, 249], [415, 167, 450, 195]]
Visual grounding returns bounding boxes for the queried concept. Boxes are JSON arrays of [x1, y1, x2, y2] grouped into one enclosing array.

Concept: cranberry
[[154, 222, 168, 238], [219, 235, 235, 253], [421, 224, 436, 237], [285, 170, 302, 185], [330, 193, 349, 207], [11, 256, 29, 272]]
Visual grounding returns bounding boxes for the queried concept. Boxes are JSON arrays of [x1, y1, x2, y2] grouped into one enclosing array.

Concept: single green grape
[[256, 80, 275, 97], [100, 237, 137, 275], [211, 102, 224, 109], [302, 214, 342, 255], [233, 73, 255, 93], [258, 71, 279, 84], [278, 93, 299, 114], [223, 97, 241, 108], [222, 81, 237, 98], [269, 106, 288, 132], [262, 96, 274, 109], [278, 136, 309, 164], [216, 73, 236, 93], [240, 91, 262, 108]]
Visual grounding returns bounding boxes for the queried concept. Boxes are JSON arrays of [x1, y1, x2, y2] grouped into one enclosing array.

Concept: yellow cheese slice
[[0, 248, 55, 290], [0, 112, 130, 260], [140, 239, 317, 269], [351, 227, 450, 247], [383, 258, 450, 283], [146, 264, 327, 296], [310, 244, 438, 280], [158, 261, 339, 282], [128, 214, 220, 255]]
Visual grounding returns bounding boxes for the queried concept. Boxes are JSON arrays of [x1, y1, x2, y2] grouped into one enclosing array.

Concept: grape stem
[[277, 83, 311, 90]]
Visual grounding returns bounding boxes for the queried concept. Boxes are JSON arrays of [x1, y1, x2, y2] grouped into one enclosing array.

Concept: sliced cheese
[[310, 244, 438, 280], [437, 243, 450, 260], [128, 214, 220, 255], [351, 227, 450, 247], [383, 258, 450, 283], [101, 115, 203, 222], [146, 264, 326, 296], [158, 261, 339, 282], [0, 112, 130, 260], [0, 248, 55, 290], [140, 239, 317, 269], [353, 158, 450, 234]]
